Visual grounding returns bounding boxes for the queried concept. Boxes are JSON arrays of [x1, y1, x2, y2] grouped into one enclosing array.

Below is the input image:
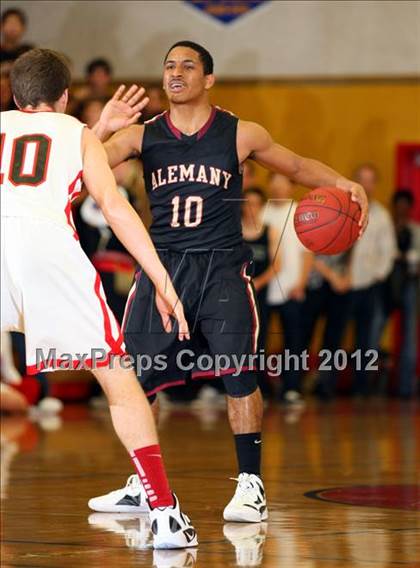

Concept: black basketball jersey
[[141, 107, 243, 251]]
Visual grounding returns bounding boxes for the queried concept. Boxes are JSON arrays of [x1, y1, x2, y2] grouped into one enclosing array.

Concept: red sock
[[130, 444, 174, 508]]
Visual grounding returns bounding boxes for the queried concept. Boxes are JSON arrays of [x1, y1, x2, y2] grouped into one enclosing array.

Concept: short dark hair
[[164, 41, 213, 75], [86, 58, 113, 77], [393, 188, 414, 207], [10, 48, 71, 108], [1, 8, 27, 26], [244, 187, 267, 203]]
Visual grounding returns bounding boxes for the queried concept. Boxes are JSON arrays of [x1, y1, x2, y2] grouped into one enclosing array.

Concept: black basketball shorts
[[122, 245, 260, 398]]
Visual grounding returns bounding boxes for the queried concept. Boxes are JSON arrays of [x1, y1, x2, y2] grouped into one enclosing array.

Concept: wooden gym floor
[[1, 399, 419, 567]]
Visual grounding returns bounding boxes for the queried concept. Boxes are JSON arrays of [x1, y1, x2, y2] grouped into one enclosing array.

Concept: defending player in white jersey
[[0, 48, 197, 550]]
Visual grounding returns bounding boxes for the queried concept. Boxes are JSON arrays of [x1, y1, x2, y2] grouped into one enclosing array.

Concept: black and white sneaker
[[223, 473, 268, 523], [150, 493, 198, 549], [88, 474, 149, 513]]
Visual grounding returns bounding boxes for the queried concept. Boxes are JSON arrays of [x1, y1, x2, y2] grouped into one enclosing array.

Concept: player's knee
[[222, 371, 258, 398]]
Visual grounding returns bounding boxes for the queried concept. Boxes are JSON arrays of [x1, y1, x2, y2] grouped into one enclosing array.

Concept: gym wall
[[3, 0, 419, 202], [2, 0, 419, 79]]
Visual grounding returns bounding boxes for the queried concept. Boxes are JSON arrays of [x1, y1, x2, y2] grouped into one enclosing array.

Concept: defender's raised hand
[[99, 84, 150, 132]]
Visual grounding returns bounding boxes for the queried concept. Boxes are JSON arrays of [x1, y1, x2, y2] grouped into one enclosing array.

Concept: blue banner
[[185, 1, 268, 25]]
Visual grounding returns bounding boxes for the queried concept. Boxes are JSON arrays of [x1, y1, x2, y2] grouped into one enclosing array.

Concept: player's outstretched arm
[[81, 127, 189, 340], [104, 124, 144, 169], [237, 121, 368, 236]]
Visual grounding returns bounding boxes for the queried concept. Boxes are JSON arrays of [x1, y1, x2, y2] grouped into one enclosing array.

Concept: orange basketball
[[294, 187, 361, 255]]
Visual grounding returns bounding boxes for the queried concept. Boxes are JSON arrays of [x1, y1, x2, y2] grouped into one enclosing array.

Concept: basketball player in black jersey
[[90, 41, 368, 522]]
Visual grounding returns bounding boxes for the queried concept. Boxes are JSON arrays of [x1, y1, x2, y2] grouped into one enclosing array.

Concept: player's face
[[163, 47, 214, 104]]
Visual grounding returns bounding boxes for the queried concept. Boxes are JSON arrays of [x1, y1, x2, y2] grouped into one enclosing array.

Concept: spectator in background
[[383, 190, 419, 397], [78, 96, 107, 127], [1, 8, 33, 64], [302, 253, 352, 399], [73, 57, 114, 104], [242, 160, 257, 191], [141, 86, 166, 122], [0, 62, 15, 110], [242, 187, 281, 396], [347, 164, 397, 395], [264, 173, 313, 405]]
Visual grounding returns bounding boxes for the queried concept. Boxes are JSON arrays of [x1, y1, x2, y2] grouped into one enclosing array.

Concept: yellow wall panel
[[211, 81, 420, 204]]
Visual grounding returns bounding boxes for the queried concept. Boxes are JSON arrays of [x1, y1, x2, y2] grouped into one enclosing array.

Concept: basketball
[[294, 187, 361, 254]]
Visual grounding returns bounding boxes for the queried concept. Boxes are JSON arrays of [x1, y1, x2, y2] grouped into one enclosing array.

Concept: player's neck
[[168, 102, 213, 136], [22, 103, 55, 113]]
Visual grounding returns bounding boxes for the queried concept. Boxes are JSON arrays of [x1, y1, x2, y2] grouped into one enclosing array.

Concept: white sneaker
[[150, 493, 198, 549], [29, 397, 64, 420], [88, 474, 149, 513], [224, 522, 267, 566], [223, 473, 268, 523], [283, 390, 306, 408], [37, 396, 63, 414]]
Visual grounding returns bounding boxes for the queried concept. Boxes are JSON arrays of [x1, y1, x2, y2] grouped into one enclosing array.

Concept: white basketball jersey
[[1, 110, 84, 233]]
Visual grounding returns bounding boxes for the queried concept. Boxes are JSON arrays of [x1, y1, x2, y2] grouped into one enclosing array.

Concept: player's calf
[[92, 360, 198, 548], [224, 374, 268, 522]]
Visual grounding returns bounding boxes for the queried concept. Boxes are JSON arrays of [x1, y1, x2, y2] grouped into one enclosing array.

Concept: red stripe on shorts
[[94, 272, 122, 353], [191, 366, 256, 379], [240, 263, 259, 354]]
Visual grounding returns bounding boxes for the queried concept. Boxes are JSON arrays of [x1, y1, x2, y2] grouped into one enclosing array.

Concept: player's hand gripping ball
[[294, 187, 361, 255]]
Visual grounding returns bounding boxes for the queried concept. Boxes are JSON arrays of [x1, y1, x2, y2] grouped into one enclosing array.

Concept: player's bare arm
[[237, 120, 369, 236], [81, 127, 189, 339], [103, 124, 145, 169]]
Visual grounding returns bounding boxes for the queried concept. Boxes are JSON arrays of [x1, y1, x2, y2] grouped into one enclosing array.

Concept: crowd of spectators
[[243, 162, 419, 402], [1, 8, 418, 414]]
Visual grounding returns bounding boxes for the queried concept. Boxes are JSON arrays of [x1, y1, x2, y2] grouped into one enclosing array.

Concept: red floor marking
[[305, 485, 420, 511]]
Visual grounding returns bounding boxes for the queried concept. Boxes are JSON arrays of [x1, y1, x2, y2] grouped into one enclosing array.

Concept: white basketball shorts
[[1, 217, 125, 374]]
